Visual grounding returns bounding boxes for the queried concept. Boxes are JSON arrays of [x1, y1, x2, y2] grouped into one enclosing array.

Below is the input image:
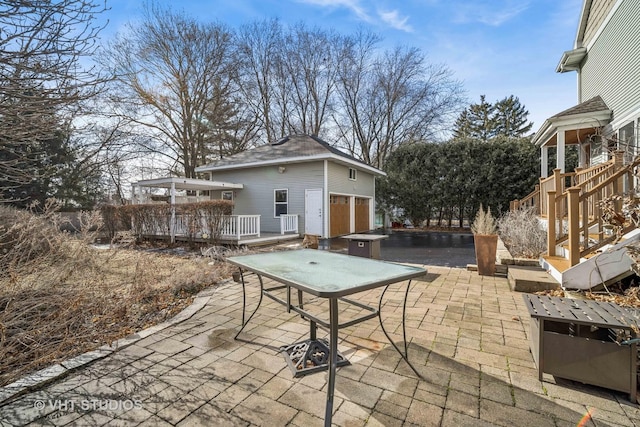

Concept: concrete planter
[[474, 234, 498, 276]]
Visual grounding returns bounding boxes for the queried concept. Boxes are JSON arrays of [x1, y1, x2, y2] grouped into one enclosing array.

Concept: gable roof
[[532, 96, 612, 147], [195, 134, 386, 176], [550, 95, 610, 119]]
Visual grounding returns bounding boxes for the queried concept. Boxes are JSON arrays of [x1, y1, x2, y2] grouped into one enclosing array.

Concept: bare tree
[[235, 19, 286, 143], [0, 0, 108, 201], [281, 23, 342, 136], [101, 4, 236, 178], [334, 40, 465, 168], [201, 87, 261, 159]]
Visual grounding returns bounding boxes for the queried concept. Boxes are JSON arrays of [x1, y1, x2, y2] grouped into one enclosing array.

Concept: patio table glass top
[[226, 249, 426, 297]]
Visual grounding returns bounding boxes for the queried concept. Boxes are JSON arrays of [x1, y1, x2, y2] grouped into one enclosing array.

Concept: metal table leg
[[234, 269, 264, 340], [378, 279, 422, 379], [324, 297, 339, 427]]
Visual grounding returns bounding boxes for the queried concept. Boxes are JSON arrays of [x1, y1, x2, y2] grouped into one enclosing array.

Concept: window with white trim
[[349, 168, 357, 180], [221, 191, 234, 201], [274, 189, 288, 217]]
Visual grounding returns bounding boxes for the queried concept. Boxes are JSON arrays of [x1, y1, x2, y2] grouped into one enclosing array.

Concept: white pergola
[[131, 177, 243, 204], [130, 177, 244, 243]]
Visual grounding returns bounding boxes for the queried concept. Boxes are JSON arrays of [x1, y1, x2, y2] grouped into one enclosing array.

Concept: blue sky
[[101, 0, 584, 133]]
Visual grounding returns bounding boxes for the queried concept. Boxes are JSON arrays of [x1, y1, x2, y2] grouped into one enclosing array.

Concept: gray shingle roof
[[550, 95, 609, 119], [196, 134, 378, 173]]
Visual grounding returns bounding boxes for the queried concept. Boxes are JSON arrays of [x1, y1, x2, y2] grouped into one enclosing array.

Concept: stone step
[[508, 265, 560, 293]]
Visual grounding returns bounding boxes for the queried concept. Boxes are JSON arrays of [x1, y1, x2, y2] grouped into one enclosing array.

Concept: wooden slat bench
[[523, 294, 639, 402]]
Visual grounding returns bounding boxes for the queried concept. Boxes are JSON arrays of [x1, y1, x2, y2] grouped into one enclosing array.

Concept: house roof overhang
[[195, 153, 387, 177], [533, 110, 612, 148], [132, 177, 243, 191], [533, 95, 612, 148], [556, 47, 587, 73]]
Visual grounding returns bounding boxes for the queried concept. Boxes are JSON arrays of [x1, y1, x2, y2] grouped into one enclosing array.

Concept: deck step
[[542, 255, 571, 274]]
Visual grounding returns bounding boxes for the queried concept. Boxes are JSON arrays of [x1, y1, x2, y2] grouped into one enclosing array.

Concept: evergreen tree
[[494, 95, 533, 137], [378, 137, 539, 227], [453, 95, 533, 141], [452, 110, 472, 139], [453, 95, 497, 141], [468, 95, 497, 141]]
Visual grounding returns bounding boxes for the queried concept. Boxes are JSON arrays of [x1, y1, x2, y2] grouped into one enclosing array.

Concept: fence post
[[256, 215, 261, 237], [568, 187, 581, 266], [547, 190, 556, 257]]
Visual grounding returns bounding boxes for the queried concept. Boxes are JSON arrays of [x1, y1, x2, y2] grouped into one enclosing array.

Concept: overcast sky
[[101, 0, 584, 134]]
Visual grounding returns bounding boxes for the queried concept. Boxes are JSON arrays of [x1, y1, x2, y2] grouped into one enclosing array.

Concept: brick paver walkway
[[2, 265, 640, 426]]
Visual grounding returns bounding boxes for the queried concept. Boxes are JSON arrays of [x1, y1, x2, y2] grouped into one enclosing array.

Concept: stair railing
[[550, 152, 639, 266]]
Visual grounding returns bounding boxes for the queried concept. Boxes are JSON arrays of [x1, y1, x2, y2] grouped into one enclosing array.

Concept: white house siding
[[581, 0, 640, 126], [207, 161, 324, 234], [582, 0, 617, 47]]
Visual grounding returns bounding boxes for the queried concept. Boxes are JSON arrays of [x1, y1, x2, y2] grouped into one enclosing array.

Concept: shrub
[[118, 200, 234, 245], [100, 204, 130, 240], [0, 200, 102, 279], [497, 207, 546, 259]]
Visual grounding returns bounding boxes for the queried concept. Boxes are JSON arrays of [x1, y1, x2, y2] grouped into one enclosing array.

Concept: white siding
[[581, 0, 640, 124]]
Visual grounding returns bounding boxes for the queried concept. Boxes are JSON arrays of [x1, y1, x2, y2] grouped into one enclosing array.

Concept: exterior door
[[305, 189, 323, 236]]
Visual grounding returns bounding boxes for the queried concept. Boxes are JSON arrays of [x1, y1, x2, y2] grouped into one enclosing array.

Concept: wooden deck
[[142, 232, 302, 247], [220, 233, 301, 246]]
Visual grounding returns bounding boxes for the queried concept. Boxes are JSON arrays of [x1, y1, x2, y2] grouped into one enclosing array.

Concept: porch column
[[131, 184, 137, 204], [579, 142, 587, 168], [541, 146, 549, 178], [556, 130, 566, 173], [170, 182, 176, 244]]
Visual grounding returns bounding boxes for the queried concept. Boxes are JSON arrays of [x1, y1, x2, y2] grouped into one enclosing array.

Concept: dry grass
[[0, 203, 236, 387]]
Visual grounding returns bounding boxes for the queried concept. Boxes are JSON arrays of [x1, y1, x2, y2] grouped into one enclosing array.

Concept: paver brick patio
[[2, 265, 640, 426]]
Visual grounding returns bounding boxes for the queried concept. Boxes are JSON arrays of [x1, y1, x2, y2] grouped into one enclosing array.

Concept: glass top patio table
[[226, 249, 426, 427], [226, 248, 426, 297]]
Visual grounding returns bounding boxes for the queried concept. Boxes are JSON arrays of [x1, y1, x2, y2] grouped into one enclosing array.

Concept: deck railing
[[280, 214, 299, 234], [142, 212, 302, 242], [512, 151, 639, 266], [220, 215, 261, 239], [510, 185, 540, 213], [169, 214, 261, 240]]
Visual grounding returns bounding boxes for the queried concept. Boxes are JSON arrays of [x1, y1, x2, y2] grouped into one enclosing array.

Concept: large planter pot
[[474, 234, 498, 276]]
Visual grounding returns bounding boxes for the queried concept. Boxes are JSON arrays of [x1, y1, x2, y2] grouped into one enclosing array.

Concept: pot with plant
[[471, 205, 498, 276]]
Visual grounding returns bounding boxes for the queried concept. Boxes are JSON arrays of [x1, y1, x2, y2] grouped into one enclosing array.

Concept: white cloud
[[452, 0, 530, 26], [295, 0, 371, 21], [378, 9, 414, 33]]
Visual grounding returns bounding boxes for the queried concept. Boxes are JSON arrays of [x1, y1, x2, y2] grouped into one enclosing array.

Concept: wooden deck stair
[[541, 229, 640, 290], [541, 255, 571, 274]]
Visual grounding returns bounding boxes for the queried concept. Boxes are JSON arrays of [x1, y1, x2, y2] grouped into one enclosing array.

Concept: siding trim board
[[610, 105, 640, 130], [324, 160, 329, 238], [584, 0, 623, 50]]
